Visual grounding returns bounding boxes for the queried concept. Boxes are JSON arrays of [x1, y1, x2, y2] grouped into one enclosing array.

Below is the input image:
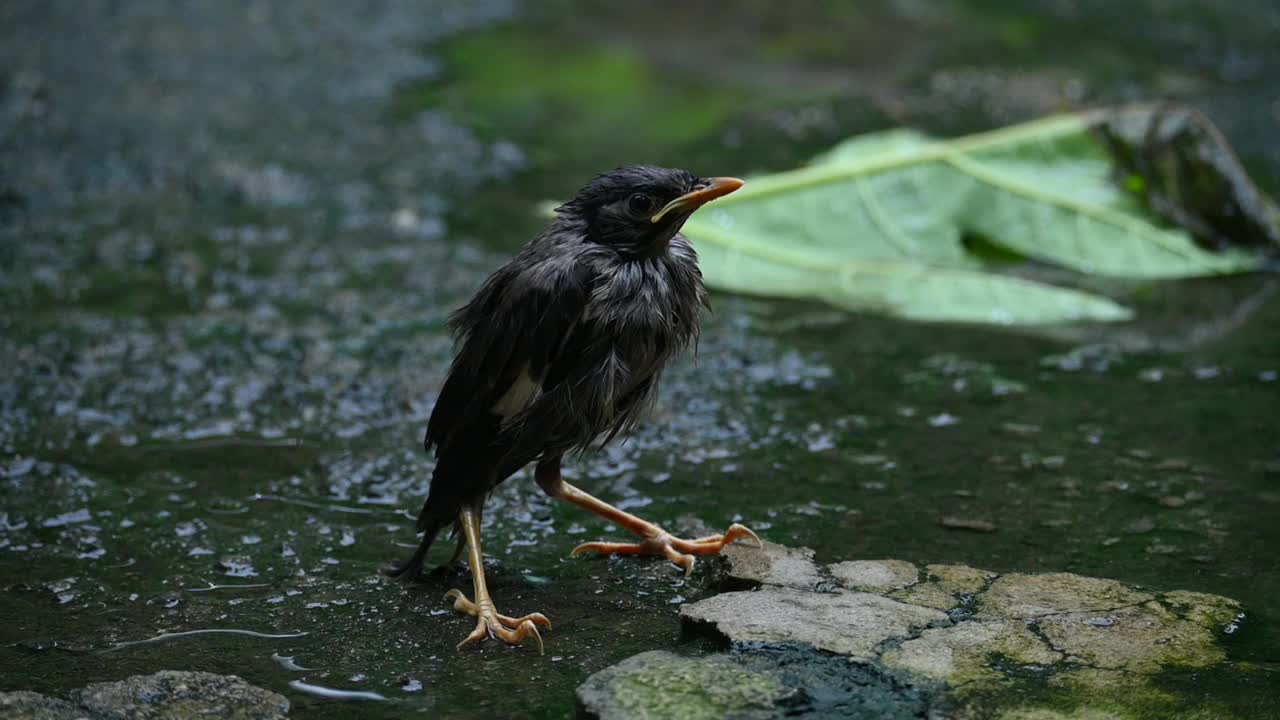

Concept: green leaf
[[539, 108, 1269, 326], [689, 221, 1132, 325], [677, 111, 1263, 325]]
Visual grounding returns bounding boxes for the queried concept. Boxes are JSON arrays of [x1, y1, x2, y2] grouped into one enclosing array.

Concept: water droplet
[[42, 508, 91, 528], [220, 555, 258, 577], [1192, 366, 1221, 380]]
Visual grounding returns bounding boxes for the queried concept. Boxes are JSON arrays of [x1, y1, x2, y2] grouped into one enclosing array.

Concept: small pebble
[[1123, 518, 1155, 535], [939, 516, 996, 533]]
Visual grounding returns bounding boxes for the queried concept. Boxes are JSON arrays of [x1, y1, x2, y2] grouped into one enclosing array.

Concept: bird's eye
[[627, 193, 657, 217]]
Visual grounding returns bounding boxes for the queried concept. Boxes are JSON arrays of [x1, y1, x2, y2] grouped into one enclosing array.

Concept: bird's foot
[[571, 522, 761, 577], [444, 589, 552, 654]]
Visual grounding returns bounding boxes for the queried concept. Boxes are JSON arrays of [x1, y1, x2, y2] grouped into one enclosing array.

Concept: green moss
[[580, 652, 784, 720], [986, 678, 1238, 720]]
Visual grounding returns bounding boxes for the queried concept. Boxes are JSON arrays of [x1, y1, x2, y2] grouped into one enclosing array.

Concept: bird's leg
[[536, 460, 761, 576], [444, 507, 552, 653]]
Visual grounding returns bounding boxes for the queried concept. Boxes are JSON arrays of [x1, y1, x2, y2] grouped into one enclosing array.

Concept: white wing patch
[[491, 368, 542, 418]]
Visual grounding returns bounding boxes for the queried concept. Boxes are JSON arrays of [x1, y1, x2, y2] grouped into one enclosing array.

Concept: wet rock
[[1162, 590, 1243, 630], [882, 619, 1062, 685], [0, 671, 289, 719], [681, 586, 946, 659], [0, 691, 83, 720], [717, 541, 823, 590], [1037, 602, 1225, 673], [887, 565, 994, 611], [887, 581, 959, 610], [576, 650, 788, 720], [578, 646, 942, 720], [75, 671, 288, 719], [597, 548, 1247, 719], [927, 563, 994, 593], [829, 559, 918, 592], [975, 573, 1152, 619]]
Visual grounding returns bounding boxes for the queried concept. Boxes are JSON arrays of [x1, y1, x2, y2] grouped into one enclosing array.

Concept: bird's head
[[556, 165, 743, 256]]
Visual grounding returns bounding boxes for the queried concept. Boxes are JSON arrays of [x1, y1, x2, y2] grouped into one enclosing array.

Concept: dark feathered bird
[[385, 165, 757, 652]]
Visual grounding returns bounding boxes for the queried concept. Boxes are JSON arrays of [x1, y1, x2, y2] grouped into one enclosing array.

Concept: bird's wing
[[489, 325, 661, 469], [424, 251, 595, 453]]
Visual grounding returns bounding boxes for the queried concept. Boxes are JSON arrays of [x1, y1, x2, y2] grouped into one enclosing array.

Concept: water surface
[[2, 1, 1278, 717]]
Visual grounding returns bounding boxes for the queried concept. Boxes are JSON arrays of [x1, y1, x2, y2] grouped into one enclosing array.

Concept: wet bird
[[385, 165, 758, 652]]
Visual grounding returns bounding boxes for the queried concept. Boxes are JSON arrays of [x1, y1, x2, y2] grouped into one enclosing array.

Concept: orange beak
[[650, 176, 744, 224]]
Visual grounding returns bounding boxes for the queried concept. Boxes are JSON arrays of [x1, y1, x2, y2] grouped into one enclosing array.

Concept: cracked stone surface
[[593, 545, 1247, 718], [1036, 602, 1227, 673], [0, 671, 289, 719], [890, 563, 996, 609], [881, 620, 1063, 685], [976, 573, 1154, 619], [718, 541, 824, 590], [682, 585, 947, 659]]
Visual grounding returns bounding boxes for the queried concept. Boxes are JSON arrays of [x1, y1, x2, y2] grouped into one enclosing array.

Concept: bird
[[384, 165, 759, 653]]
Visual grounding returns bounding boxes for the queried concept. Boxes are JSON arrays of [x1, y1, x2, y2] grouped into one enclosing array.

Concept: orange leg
[[537, 461, 761, 576], [445, 508, 552, 653]]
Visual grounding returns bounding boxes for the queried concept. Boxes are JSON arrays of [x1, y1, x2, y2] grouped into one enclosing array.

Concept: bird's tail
[[382, 458, 471, 581], [381, 518, 447, 581]]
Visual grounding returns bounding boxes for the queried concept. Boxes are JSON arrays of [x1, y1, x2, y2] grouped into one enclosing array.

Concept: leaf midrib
[[712, 113, 1096, 205]]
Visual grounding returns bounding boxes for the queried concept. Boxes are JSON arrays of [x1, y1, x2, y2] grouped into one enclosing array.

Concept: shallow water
[[2, 1, 1278, 718]]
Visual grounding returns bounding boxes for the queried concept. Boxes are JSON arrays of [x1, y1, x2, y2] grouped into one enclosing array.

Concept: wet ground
[[2, 1, 1278, 718]]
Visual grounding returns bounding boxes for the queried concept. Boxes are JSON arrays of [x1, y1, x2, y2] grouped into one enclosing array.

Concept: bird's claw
[[571, 522, 762, 577], [444, 588, 552, 654]]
